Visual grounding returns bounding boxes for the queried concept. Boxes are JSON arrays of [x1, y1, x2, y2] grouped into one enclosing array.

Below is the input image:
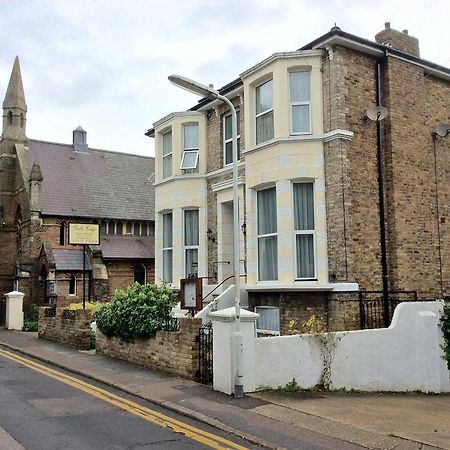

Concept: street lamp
[[169, 74, 244, 398]]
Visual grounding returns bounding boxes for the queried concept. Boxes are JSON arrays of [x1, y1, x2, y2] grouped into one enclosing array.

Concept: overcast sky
[[0, 0, 448, 157]]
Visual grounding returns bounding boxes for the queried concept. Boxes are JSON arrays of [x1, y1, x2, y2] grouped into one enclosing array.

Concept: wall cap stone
[[210, 307, 259, 323]]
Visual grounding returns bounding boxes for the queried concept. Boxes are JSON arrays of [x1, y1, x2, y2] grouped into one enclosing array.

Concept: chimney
[[375, 22, 420, 58], [73, 126, 88, 153]]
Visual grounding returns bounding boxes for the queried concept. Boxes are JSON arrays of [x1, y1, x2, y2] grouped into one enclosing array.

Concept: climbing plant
[[440, 304, 450, 372]]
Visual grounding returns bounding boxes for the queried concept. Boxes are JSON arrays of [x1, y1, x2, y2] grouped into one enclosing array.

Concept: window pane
[[256, 80, 273, 114], [162, 131, 172, 156], [163, 249, 173, 283], [257, 187, 277, 234], [163, 213, 172, 247], [296, 234, 315, 278], [292, 104, 310, 133], [185, 249, 198, 277], [181, 150, 198, 169], [225, 138, 241, 165], [290, 72, 310, 102], [224, 111, 240, 141], [294, 183, 314, 230], [184, 210, 199, 246], [163, 154, 172, 178], [256, 111, 274, 144], [184, 125, 198, 149], [258, 236, 278, 280], [256, 307, 280, 333]]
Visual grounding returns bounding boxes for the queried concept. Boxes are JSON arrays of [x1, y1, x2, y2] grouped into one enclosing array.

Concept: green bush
[[22, 304, 39, 332], [94, 283, 177, 341], [440, 304, 450, 372]]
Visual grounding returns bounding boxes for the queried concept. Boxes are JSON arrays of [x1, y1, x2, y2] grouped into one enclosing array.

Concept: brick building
[[0, 58, 155, 309], [148, 24, 450, 333]]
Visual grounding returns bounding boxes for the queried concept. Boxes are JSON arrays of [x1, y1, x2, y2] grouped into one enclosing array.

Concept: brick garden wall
[[38, 307, 92, 350], [96, 317, 201, 380]]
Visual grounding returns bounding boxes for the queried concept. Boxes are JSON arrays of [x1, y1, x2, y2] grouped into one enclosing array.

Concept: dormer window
[[181, 124, 199, 172]]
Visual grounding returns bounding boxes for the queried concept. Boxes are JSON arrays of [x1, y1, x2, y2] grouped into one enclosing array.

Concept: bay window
[[184, 209, 199, 277], [223, 110, 240, 165], [257, 187, 278, 281], [181, 124, 199, 172], [293, 182, 315, 279], [162, 130, 172, 178], [290, 71, 311, 134], [256, 79, 274, 145], [162, 212, 173, 283]]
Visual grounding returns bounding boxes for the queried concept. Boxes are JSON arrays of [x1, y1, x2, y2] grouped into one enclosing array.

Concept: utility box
[[5, 291, 24, 330]]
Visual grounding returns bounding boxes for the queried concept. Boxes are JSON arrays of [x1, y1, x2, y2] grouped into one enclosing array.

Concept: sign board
[[180, 278, 203, 311], [68, 223, 100, 245]]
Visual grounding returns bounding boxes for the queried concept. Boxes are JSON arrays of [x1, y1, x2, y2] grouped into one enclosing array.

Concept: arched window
[[69, 275, 77, 295], [7, 111, 13, 126], [134, 263, 146, 285]]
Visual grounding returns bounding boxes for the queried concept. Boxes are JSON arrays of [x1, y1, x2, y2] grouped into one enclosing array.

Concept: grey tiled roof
[[100, 235, 154, 259], [27, 139, 155, 221], [53, 248, 92, 271]]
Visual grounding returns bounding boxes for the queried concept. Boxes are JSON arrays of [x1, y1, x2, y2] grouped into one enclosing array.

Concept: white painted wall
[[213, 302, 450, 394]]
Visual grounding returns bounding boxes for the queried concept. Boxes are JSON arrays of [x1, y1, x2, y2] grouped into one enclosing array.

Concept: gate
[[359, 290, 417, 329], [197, 322, 213, 385]]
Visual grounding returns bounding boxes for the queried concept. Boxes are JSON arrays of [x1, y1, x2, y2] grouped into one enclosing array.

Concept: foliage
[[278, 378, 301, 392], [22, 304, 39, 332], [440, 304, 450, 372], [94, 283, 177, 341], [288, 315, 327, 335], [89, 331, 96, 350], [68, 302, 102, 313]]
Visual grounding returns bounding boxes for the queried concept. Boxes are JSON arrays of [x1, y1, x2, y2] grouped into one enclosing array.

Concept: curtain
[[184, 210, 199, 246], [258, 236, 278, 280], [185, 249, 198, 276], [256, 112, 274, 144], [257, 187, 277, 280], [163, 249, 173, 283], [256, 307, 280, 333], [290, 71, 310, 102], [293, 183, 314, 230], [292, 104, 310, 133], [296, 234, 314, 278], [184, 124, 198, 149], [163, 213, 172, 247]]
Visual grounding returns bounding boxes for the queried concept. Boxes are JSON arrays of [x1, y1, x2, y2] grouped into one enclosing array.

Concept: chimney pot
[[402, 29, 408, 35], [385, 22, 390, 29]]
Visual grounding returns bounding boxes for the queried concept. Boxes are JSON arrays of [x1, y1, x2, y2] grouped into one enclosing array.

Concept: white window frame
[[256, 186, 278, 281], [293, 181, 316, 280], [162, 130, 172, 179], [181, 124, 199, 171], [184, 209, 199, 277], [223, 110, 240, 166], [162, 212, 173, 284], [255, 306, 280, 336], [289, 70, 312, 135], [69, 274, 77, 296], [255, 79, 274, 145]]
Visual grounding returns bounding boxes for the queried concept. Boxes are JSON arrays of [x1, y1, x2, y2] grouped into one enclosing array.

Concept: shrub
[[68, 302, 102, 313], [440, 304, 450, 371], [94, 283, 177, 341], [22, 304, 39, 332]]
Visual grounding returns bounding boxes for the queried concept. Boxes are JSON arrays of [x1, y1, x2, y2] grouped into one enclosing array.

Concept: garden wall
[[38, 307, 92, 350], [96, 318, 201, 380]]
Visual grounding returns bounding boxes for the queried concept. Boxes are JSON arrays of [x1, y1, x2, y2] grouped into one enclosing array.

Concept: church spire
[[2, 56, 27, 141]]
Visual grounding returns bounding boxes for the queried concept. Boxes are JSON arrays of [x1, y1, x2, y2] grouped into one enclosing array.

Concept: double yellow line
[[0, 348, 247, 450]]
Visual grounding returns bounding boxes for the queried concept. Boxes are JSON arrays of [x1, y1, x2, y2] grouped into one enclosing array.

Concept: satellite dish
[[365, 106, 389, 121], [436, 123, 450, 138]]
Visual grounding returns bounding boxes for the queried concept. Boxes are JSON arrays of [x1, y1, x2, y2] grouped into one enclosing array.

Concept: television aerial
[[364, 106, 389, 121]]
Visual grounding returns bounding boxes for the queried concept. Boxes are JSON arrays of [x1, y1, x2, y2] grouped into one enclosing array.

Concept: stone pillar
[[210, 307, 258, 395], [5, 290, 24, 330]]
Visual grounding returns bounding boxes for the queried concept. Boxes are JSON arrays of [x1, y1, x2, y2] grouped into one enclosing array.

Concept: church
[[0, 57, 155, 313]]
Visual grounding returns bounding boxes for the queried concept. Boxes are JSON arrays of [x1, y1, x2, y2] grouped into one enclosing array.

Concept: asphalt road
[[0, 351, 255, 450]]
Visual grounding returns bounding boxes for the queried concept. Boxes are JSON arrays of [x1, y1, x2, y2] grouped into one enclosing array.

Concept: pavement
[[0, 328, 449, 450]]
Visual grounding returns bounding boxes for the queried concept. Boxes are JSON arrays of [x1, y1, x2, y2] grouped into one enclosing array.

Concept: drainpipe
[[375, 59, 390, 327]]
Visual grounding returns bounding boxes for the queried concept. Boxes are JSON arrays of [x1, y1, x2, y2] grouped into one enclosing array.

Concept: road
[[0, 349, 254, 450]]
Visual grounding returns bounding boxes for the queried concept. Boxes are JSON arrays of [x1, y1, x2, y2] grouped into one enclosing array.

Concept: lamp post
[[168, 75, 243, 398]]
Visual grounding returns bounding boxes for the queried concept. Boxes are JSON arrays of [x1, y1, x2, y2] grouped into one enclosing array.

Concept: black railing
[[359, 290, 418, 329], [161, 317, 180, 332], [197, 322, 213, 385]]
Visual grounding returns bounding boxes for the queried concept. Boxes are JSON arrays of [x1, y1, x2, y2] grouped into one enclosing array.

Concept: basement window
[[255, 306, 280, 336]]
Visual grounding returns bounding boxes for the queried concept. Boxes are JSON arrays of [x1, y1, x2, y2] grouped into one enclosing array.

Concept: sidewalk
[[0, 329, 449, 450]]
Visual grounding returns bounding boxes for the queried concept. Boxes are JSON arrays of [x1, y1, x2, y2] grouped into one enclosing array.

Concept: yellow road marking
[[0, 348, 247, 450]]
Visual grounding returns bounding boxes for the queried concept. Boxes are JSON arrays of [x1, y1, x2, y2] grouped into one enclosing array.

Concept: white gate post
[[210, 307, 258, 395], [5, 291, 24, 330]]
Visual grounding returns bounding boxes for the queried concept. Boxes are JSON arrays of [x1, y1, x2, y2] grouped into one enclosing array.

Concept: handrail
[[202, 275, 235, 302]]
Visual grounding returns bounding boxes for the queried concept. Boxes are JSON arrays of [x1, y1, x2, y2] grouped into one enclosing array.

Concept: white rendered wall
[[214, 302, 450, 394]]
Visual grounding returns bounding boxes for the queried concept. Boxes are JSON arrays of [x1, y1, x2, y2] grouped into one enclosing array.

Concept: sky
[[0, 0, 449, 157]]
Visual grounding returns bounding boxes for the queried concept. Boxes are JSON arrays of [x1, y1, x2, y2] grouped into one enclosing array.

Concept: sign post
[[68, 224, 100, 309]]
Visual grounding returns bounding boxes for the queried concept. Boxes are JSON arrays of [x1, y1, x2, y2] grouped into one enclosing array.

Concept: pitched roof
[[27, 139, 155, 221], [52, 247, 92, 271], [99, 235, 154, 259]]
